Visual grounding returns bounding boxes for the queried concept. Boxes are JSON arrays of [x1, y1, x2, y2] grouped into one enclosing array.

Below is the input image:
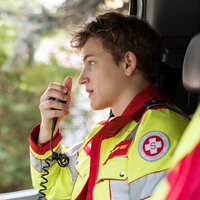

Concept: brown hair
[[70, 12, 163, 84]]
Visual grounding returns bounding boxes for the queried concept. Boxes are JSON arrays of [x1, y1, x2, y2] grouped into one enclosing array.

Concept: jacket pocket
[[97, 156, 128, 183], [97, 156, 129, 200]]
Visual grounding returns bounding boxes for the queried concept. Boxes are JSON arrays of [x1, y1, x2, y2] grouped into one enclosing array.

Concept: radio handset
[[38, 94, 69, 200], [51, 97, 67, 133]]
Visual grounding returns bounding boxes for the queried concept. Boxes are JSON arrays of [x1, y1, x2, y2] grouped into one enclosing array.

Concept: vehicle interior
[[129, 0, 200, 116], [0, 0, 200, 199]]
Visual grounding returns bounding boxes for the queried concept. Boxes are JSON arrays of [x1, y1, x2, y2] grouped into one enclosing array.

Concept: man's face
[[78, 37, 126, 112]]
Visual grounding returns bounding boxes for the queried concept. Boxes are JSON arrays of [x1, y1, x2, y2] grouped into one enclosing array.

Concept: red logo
[[103, 138, 133, 164], [143, 136, 164, 156], [138, 131, 169, 162]]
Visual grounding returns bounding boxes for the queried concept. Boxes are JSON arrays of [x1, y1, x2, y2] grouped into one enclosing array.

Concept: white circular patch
[[138, 131, 169, 162]]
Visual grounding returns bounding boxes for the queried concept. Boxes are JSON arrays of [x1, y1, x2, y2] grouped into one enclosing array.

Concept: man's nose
[[78, 69, 89, 85]]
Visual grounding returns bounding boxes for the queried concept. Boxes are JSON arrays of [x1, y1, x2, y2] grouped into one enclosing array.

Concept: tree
[[1, 0, 129, 69]]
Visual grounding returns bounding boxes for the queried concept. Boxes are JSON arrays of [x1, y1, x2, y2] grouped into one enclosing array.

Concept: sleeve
[[30, 123, 73, 200], [128, 108, 190, 200], [150, 105, 200, 200]]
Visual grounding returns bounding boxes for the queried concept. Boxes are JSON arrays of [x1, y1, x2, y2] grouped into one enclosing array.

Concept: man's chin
[[90, 103, 108, 111]]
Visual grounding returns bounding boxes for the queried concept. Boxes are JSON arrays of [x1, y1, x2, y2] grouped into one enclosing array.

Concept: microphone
[[49, 93, 69, 167], [51, 97, 67, 132]]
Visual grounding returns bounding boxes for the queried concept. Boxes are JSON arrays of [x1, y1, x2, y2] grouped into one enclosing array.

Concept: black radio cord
[[38, 98, 69, 200]]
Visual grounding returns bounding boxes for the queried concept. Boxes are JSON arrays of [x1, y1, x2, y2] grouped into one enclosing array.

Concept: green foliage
[[0, 58, 81, 192], [0, 21, 18, 65], [0, 0, 129, 194], [0, 2, 85, 193]]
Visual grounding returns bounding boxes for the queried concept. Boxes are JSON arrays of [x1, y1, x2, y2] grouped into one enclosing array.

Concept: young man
[[30, 12, 189, 200]]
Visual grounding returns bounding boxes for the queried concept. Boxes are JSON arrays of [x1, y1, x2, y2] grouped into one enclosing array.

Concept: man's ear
[[124, 51, 137, 76]]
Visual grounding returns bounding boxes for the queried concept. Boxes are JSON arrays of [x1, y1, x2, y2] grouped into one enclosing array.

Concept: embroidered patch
[[138, 131, 169, 162]]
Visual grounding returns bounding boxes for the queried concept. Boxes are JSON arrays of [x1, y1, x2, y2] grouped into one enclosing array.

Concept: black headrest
[[183, 32, 200, 94]]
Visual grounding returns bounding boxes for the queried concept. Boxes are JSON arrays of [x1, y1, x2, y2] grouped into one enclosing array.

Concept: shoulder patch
[[138, 131, 169, 162]]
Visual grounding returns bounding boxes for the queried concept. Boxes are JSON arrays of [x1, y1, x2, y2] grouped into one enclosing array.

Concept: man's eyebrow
[[83, 54, 95, 62]]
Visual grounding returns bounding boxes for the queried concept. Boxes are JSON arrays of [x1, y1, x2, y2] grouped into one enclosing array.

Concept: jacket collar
[[100, 84, 166, 139], [122, 84, 162, 117]]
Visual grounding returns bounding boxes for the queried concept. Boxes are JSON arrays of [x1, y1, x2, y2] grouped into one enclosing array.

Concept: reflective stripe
[[30, 144, 62, 173], [110, 179, 129, 200], [110, 171, 166, 200], [129, 170, 167, 199], [126, 122, 140, 140], [65, 142, 83, 187]]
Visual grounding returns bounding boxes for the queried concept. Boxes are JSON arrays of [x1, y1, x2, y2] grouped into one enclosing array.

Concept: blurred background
[[0, 0, 128, 194]]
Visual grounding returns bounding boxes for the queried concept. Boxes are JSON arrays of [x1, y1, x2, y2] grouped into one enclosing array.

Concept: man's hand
[[38, 76, 72, 144]]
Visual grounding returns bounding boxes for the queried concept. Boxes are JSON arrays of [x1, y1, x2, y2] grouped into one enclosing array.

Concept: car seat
[[129, 0, 200, 115], [182, 32, 200, 117]]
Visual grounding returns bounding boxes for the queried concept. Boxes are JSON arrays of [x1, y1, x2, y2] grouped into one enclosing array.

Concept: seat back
[[182, 32, 200, 116], [183, 32, 200, 94], [129, 0, 200, 114]]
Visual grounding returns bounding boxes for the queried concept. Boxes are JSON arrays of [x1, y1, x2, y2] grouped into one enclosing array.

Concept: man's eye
[[89, 61, 95, 66]]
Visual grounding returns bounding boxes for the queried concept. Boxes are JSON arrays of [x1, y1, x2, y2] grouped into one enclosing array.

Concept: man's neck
[[112, 81, 150, 117]]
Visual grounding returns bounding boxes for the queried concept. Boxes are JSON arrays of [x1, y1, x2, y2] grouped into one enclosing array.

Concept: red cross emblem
[[138, 131, 169, 161], [143, 136, 164, 156]]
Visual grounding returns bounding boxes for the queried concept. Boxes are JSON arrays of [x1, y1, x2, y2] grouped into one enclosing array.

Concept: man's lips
[[86, 89, 94, 97]]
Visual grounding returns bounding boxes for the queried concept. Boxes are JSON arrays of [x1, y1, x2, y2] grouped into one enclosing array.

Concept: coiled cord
[[50, 117, 69, 167], [37, 116, 69, 199], [38, 158, 50, 199]]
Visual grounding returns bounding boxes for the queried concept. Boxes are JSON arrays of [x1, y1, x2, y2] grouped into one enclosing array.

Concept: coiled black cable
[[38, 158, 50, 199], [38, 97, 69, 199], [50, 117, 69, 168]]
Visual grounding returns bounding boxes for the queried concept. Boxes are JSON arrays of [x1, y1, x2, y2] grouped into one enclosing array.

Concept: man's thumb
[[63, 76, 72, 92]]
